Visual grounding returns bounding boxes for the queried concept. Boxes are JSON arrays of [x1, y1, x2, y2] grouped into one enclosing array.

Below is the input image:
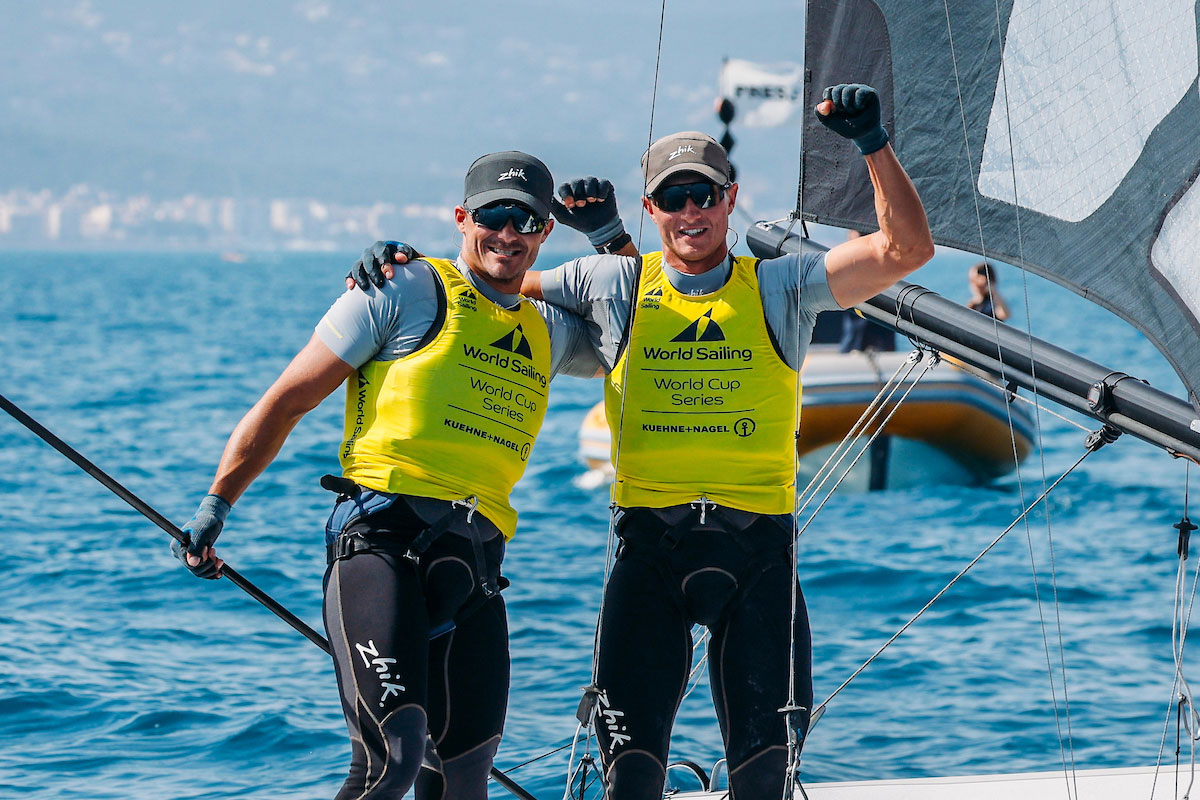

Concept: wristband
[[585, 216, 626, 248], [596, 232, 633, 255]]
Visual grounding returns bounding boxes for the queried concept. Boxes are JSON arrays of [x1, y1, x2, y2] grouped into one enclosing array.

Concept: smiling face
[[643, 172, 738, 274], [456, 205, 553, 293]]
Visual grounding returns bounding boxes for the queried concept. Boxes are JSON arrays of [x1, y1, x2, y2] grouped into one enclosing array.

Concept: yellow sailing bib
[[340, 258, 550, 539], [605, 252, 800, 513]]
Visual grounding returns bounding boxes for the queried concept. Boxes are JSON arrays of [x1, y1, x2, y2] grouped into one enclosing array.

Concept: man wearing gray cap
[[528, 84, 933, 798], [348, 84, 933, 798], [174, 151, 599, 799]]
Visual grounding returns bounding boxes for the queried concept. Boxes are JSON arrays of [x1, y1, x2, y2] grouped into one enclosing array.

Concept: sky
[[2, 0, 808, 224]]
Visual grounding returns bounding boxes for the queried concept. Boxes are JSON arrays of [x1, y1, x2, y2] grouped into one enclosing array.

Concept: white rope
[[794, 350, 929, 519], [794, 352, 942, 545], [680, 626, 712, 706], [1153, 463, 1199, 800], [964, 368, 1091, 433]]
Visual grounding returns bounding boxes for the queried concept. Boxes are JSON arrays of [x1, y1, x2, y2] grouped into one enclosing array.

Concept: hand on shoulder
[[345, 241, 423, 290]]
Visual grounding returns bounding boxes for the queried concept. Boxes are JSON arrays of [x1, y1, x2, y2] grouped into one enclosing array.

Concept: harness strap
[[326, 531, 414, 563], [322, 477, 499, 598], [617, 503, 793, 628], [648, 501, 781, 556]]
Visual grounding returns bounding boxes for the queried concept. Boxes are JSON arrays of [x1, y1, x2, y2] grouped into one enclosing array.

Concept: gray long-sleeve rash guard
[[316, 257, 601, 377], [537, 251, 842, 373]]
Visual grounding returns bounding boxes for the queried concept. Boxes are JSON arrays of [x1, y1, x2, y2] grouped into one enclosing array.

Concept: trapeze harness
[[592, 253, 813, 800], [321, 257, 549, 800]]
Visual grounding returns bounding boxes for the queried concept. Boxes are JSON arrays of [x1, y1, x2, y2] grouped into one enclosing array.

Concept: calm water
[[0, 249, 1194, 798]]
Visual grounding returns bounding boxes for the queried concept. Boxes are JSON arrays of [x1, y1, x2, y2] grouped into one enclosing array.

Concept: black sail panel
[[803, 0, 1200, 409]]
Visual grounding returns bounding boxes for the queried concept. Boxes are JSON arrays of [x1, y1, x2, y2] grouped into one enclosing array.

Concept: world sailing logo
[[670, 309, 725, 342], [640, 309, 751, 362], [497, 168, 527, 182], [639, 286, 663, 310], [490, 324, 534, 359], [454, 288, 478, 311], [342, 371, 371, 459], [462, 323, 547, 388]]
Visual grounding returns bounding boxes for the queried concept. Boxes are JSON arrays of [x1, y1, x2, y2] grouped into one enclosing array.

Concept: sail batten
[[802, 0, 1200, 409]]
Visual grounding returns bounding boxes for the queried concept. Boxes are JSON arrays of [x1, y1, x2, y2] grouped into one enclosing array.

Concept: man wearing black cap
[[173, 151, 599, 800], [347, 84, 933, 798]]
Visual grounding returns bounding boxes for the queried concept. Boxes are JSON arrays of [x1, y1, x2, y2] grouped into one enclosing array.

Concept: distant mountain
[[2, 1, 805, 217]]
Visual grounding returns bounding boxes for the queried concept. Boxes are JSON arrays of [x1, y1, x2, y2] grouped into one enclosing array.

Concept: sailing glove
[[348, 241, 419, 290], [172, 493, 232, 579], [817, 84, 890, 156], [550, 177, 627, 248]]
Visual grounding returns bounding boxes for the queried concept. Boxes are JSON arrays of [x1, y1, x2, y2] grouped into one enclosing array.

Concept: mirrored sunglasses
[[650, 182, 727, 213], [470, 202, 549, 234]]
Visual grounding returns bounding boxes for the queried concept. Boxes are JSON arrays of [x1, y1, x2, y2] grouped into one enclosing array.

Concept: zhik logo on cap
[[668, 145, 696, 160], [670, 309, 725, 342], [490, 324, 534, 359], [497, 168, 527, 182]]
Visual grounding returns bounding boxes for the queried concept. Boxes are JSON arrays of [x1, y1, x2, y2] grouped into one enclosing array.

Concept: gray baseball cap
[[463, 151, 554, 218], [641, 132, 731, 195]]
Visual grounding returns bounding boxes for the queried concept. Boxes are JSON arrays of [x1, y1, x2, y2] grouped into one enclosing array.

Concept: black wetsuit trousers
[[593, 508, 813, 800], [322, 494, 508, 800]]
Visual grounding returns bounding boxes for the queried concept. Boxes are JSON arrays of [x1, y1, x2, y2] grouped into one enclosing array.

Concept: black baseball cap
[[463, 151, 554, 219], [641, 132, 731, 195]]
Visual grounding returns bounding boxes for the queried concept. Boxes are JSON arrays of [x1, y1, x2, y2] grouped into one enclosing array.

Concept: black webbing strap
[[321, 477, 498, 596]]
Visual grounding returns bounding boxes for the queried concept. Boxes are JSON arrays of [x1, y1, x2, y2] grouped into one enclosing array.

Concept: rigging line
[[562, 723, 594, 800], [1173, 555, 1200, 739], [985, 0, 1080, 782], [1157, 547, 1200, 799], [1155, 665, 1187, 800], [1155, 474, 1200, 798], [680, 627, 712, 706], [1182, 555, 1200, 796], [793, 354, 941, 544], [943, 0, 1077, 789], [963, 369, 1091, 433], [633, 0, 669, 253], [793, 350, 926, 517], [795, 350, 924, 507], [975, 0, 1079, 781], [810, 445, 1097, 723], [567, 3, 669, 795], [784, 1, 812, 779], [502, 735, 588, 774], [793, 354, 915, 513], [0, 392, 539, 800], [794, 356, 938, 544]]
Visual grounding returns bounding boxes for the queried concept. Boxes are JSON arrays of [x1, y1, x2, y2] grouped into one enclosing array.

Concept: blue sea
[[0, 248, 1194, 799]]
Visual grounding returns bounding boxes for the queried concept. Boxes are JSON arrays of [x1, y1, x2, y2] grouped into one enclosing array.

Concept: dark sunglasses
[[650, 181, 728, 213], [469, 202, 549, 234]]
